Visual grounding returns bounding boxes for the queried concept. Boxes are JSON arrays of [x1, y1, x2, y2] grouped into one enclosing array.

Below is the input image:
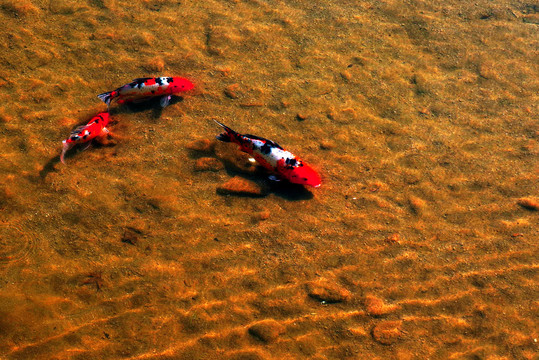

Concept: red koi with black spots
[[60, 112, 110, 164], [214, 121, 321, 188], [97, 77, 194, 109]]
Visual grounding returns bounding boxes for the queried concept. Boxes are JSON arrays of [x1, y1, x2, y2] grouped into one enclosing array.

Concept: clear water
[[0, 0, 538, 358]]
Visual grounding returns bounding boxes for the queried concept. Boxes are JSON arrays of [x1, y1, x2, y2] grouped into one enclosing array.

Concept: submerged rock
[[408, 195, 427, 215], [121, 232, 138, 245], [306, 280, 352, 303], [186, 138, 215, 153], [296, 113, 308, 121], [371, 320, 403, 345], [214, 144, 258, 174], [319, 140, 335, 150], [217, 176, 267, 197], [254, 209, 270, 221], [194, 157, 224, 172], [364, 295, 399, 316], [248, 319, 285, 343], [224, 83, 241, 99], [517, 198, 539, 211]]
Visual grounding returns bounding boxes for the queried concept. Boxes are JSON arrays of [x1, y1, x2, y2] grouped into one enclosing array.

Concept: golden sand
[[0, 0, 538, 359]]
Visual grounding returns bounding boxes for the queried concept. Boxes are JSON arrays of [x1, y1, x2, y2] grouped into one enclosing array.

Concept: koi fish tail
[[60, 141, 73, 164], [97, 91, 114, 107], [214, 120, 239, 143]]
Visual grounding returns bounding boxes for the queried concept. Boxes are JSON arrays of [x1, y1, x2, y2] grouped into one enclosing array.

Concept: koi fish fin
[[214, 120, 239, 142], [97, 91, 114, 107], [80, 142, 92, 152], [99, 127, 110, 136], [244, 134, 283, 150], [160, 95, 172, 108], [71, 125, 88, 135], [131, 77, 153, 83], [130, 78, 154, 89], [60, 141, 73, 164]]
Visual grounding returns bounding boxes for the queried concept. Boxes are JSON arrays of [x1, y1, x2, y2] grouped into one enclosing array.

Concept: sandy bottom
[[0, 0, 538, 359]]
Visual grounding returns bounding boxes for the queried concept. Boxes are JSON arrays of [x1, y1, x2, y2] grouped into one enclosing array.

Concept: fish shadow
[[221, 166, 314, 201], [39, 155, 61, 179], [110, 96, 184, 119], [39, 140, 115, 179], [266, 180, 314, 201]]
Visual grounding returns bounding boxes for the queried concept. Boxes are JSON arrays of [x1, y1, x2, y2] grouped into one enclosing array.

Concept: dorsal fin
[[129, 78, 154, 88], [244, 134, 283, 150], [131, 77, 153, 83], [70, 125, 87, 135]]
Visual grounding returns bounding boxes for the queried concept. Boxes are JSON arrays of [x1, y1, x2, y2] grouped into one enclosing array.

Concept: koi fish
[[60, 112, 110, 164], [214, 121, 321, 188], [97, 77, 194, 108]]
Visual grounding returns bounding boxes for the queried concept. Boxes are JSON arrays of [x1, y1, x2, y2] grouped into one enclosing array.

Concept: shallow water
[[1, 0, 538, 359]]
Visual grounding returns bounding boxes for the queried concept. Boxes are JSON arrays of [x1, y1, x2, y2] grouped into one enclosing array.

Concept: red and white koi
[[214, 121, 321, 188], [60, 112, 110, 164], [97, 77, 194, 108]]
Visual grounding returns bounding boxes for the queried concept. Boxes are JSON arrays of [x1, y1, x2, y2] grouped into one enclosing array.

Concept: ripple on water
[[0, 223, 36, 267]]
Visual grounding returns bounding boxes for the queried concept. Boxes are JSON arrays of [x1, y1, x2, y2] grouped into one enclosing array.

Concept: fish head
[[288, 164, 322, 188], [170, 77, 194, 93], [67, 134, 81, 143]]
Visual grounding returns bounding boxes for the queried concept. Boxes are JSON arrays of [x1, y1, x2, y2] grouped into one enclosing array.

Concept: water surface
[[0, 0, 538, 359]]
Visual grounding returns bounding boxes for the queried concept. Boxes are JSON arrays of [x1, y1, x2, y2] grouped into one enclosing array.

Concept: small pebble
[[296, 113, 307, 121], [224, 83, 240, 99], [371, 320, 403, 345], [517, 198, 539, 211], [280, 100, 291, 108], [319, 141, 335, 150], [326, 111, 336, 121], [6, 2, 39, 17], [126, 220, 146, 234], [418, 107, 431, 115], [408, 196, 426, 215], [217, 67, 231, 76], [254, 210, 270, 221], [348, 326, 368, 338], [248, 320, 285, 343], [340, 70, 352, 80], [385, 233, 401, 244], [478, 62, 496, 79], [121, 229, 138, 246]]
